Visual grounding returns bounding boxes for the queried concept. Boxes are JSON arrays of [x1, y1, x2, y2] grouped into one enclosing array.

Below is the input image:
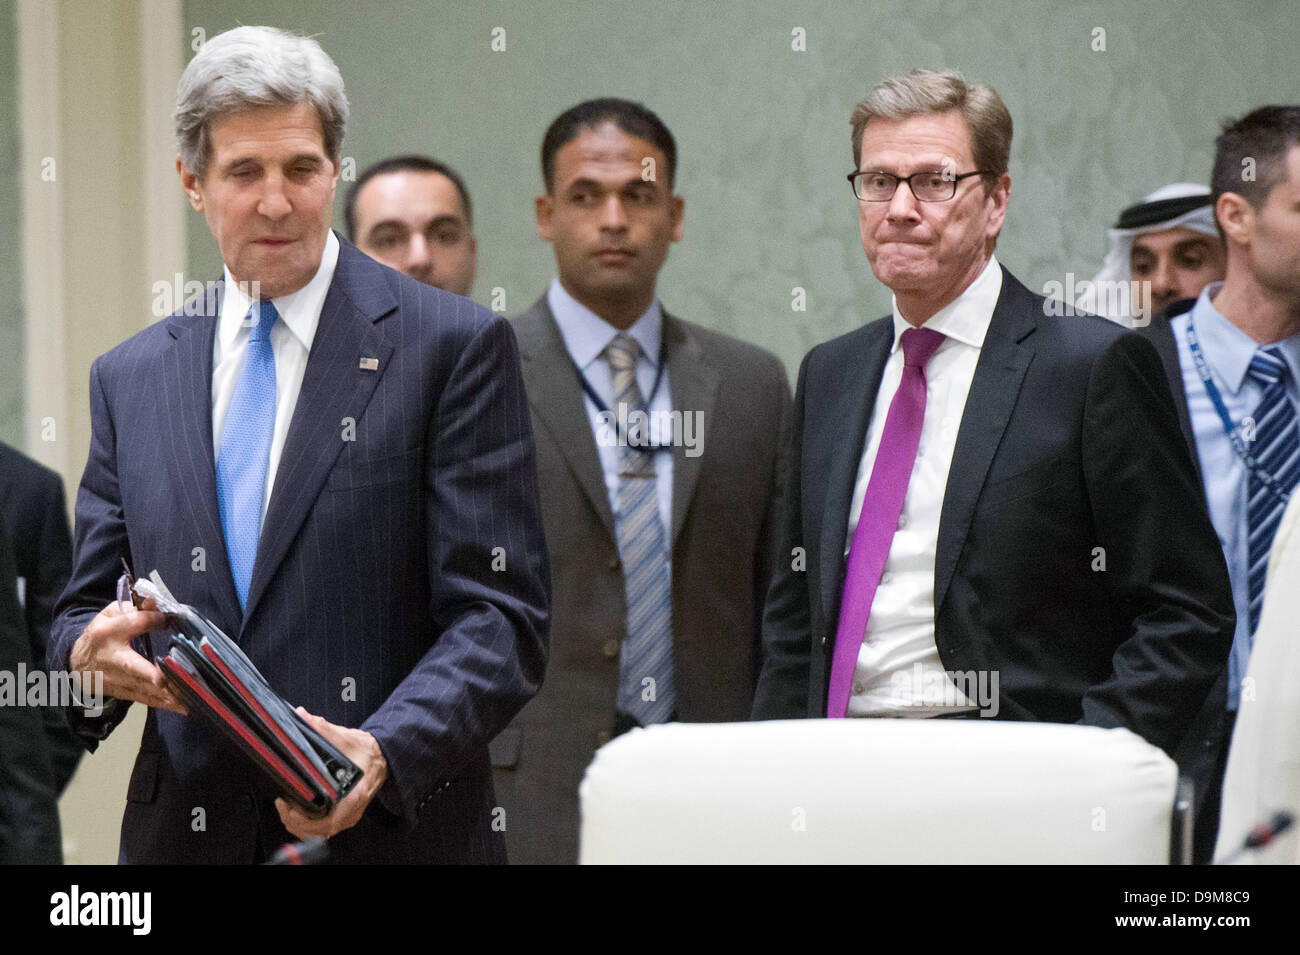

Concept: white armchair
[[579, 719, 1179, 864]]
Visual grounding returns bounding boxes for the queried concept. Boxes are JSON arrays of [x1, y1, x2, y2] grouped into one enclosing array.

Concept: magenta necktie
[[826, 326, 946, 718]]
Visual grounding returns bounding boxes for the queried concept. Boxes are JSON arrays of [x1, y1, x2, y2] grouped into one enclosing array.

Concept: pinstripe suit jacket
[[49, 235, 550, 864]]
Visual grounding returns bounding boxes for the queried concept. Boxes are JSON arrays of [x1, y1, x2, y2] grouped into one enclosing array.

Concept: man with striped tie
[[501, 99, 791, 864], [1142, 105, 1300, 864]]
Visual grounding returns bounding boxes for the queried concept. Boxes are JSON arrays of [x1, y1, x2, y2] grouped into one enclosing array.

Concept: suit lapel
[[819, 320, 893, 628], [242, 240, 394, 626], [663, 314, 718, 549], [933, 268, 1036, 615], [163, 283, 242, 628], [517, 300, 617, 541]]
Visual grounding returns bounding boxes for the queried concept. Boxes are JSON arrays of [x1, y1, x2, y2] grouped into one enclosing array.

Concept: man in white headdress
[[1078, 183, 1225, 326]]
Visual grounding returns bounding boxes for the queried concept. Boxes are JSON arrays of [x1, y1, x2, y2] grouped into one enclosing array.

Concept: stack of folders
[[134, 572, 363, 818]]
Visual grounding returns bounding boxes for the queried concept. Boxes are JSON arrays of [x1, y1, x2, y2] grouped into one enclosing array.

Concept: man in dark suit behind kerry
[[497, 99, 791, 864], [753, 70, 1234, 798], [0, 519, 62, 863], [0, 442, 82, 796]]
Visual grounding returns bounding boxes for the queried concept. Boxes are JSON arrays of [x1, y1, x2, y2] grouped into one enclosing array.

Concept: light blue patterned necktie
[[217, 300, 279, 611], [606, 333, 675, 724], [1245, 346, 1300, 634]]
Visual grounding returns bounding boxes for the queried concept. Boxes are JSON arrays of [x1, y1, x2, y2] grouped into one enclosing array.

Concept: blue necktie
[[1245, 346, 1300, 634], [606, 334, 675, 725], [217, 300, 279, 610]]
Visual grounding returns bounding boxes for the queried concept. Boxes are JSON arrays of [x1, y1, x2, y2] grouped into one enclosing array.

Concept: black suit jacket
[[0, 521, 62, 863], [1139, 298, 1236, 863], [1139, 300, 1203, 484], [753, 267, 1234, 756], [50, 236, 549, 864], [0, 442, 81, 793]]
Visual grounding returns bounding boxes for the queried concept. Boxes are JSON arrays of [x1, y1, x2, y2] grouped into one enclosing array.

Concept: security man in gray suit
[[497, 98, 791, 864]]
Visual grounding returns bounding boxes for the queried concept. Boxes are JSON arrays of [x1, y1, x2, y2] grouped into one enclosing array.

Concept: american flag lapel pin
[[359, 357, 379, 371]]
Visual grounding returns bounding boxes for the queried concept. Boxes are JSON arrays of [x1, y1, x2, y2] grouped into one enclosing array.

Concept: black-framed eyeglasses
[[847, 169, 988, 202]]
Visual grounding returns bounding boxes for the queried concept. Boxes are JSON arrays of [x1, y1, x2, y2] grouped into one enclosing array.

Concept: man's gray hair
[[175, 25, 348, 180], [850, 69, 1012, 191]]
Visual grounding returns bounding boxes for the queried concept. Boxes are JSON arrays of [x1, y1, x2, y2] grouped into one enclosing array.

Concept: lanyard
[[1185, 314, 1293, 506], [576, 337, 674, 451]]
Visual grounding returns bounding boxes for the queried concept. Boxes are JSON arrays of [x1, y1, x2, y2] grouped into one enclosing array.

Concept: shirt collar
[[1189, 282, 1272, 396], [888, 253, 1002, 353], [220, 229, 340, 351], [547, 277, 663, 371]]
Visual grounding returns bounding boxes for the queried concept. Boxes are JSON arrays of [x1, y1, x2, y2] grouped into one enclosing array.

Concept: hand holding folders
[[131, 570, 363, 818]]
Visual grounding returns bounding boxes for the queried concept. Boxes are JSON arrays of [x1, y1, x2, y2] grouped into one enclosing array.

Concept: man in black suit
[[0, 520, 63, 863], [1140, 105, 1300, 863], [0, 441, 81, 794], [753, 69, 1233, 763]]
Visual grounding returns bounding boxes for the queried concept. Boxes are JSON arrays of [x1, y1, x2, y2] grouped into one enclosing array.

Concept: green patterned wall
[[181, 0, 1300, 374]]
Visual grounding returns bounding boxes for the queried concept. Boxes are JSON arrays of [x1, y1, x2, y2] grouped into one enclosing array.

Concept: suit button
[[603, 639, 619, 659], [897, 515, 907, 529], [241, 793, 255, 813], [609, 555, 621, 570], [595, 730, 612, 746]]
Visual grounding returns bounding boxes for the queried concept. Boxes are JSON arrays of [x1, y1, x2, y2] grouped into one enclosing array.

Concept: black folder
[[133, 571, 363, 818]]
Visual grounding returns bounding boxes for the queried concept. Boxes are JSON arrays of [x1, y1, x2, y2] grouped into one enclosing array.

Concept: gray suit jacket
[[492, 296, 791, 864]]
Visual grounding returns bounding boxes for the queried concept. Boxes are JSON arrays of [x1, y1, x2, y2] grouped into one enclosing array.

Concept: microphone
[[265, 837, 329, 866], [1217, 810, 1294, 864]]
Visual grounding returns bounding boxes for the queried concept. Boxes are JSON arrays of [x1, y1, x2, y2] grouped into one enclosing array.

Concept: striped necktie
[[1245, 345, 1299, 634], [216, 300, 279, 611], [606, 333, 675, 725]]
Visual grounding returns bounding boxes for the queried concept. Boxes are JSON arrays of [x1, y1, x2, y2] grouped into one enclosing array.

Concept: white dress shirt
[[844, 254, 1003, 717], [547, 278, 674, 539], [212, 229, 339, 521]]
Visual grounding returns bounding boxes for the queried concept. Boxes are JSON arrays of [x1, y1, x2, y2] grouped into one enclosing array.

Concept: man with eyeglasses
[[753, 71, 1233, 788]]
